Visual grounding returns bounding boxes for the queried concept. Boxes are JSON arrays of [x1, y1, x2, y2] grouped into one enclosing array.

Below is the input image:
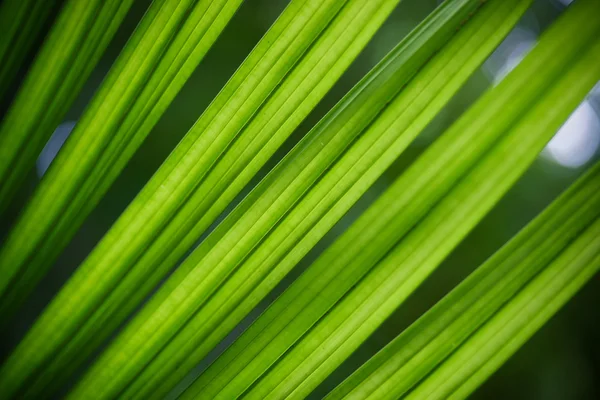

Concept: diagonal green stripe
[[184, 1, 600, 398], [410, 216, 600, 400], [0, 0, 134, 211], [328, 161, 600, 399], [130, 0, 533, 398]]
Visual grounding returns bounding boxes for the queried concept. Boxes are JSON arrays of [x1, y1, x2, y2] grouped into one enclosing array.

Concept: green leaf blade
[[184, 1, 600, 398], [0, 0, 244, 397], [128, 0, 537, 398], [0, 0, 134, 211], [328, 160, 600, 399], [410, 214, 600, 400]]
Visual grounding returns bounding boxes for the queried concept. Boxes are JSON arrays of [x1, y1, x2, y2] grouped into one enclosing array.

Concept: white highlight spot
[[543, 101, 600, 168], [483, 28, 537, 84]]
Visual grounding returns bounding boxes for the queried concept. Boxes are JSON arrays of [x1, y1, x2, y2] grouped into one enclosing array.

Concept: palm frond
[[0, 0, 58, 99], [0, 0, 404, 397], [183, 1, 600, 397], [328, 160, 600, 399], [0, 0, 134, 211], [0, 0, 243, 320], [0, 0, 597, 399]]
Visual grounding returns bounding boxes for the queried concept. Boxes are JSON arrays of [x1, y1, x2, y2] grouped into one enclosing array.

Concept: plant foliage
[[182, 1, 600, 398], [328, 161, 600, 399], [0, 0, 134, 211], [0, 0, 598, 399], [0, 0, 243, 319]]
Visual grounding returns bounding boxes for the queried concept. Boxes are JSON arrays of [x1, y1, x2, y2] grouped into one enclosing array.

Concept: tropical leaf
[[182, 1, 600, 398], [16, 0, 516, 398], [409, 216, 600, 400], [0, 0, 598, 399], [101, 0, 536, 398], [0, 0, 243, 320], [0, 0, 403, 397], [0, 0, 134, 211], [327, 160, 600, 399]]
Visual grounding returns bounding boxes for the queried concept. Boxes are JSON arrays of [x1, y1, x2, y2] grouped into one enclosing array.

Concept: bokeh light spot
[[543, 100, 600, 168], [483, 28, 537, 84], [36, 121, 76, 177]]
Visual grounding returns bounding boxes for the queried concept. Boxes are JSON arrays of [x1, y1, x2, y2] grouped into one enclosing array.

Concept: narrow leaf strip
[[0, 0, 58, 99], [119, 0, 532, 398], [0, 0, 373, 398], [68, 8, 488, 393], [0, 0, 134, 211], [0, 0, 244, 320], [0, 0, 245, 396], [238, 32, 600, 400], [328, 160, 600, 399], [236, 26, 600, 400], [184, 2, 600, 398], [62, 1, 497, 399], [406, 215, 600, 400]]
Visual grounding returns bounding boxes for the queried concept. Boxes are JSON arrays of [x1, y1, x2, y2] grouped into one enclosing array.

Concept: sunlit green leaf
[[111, 0, 535, 398], [52, 0, 512, 398], [0, 0, 402, 397], [0, 0, 244, 324], [406, 208, 600, 400], [0, 1, 598, 399], [0, 0, 134, 211], [328, 160, 600, 399], [183, 2, 600, 398]]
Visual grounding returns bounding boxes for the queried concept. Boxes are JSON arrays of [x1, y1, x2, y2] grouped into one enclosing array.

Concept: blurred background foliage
[[0, 0, 599, 398]]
